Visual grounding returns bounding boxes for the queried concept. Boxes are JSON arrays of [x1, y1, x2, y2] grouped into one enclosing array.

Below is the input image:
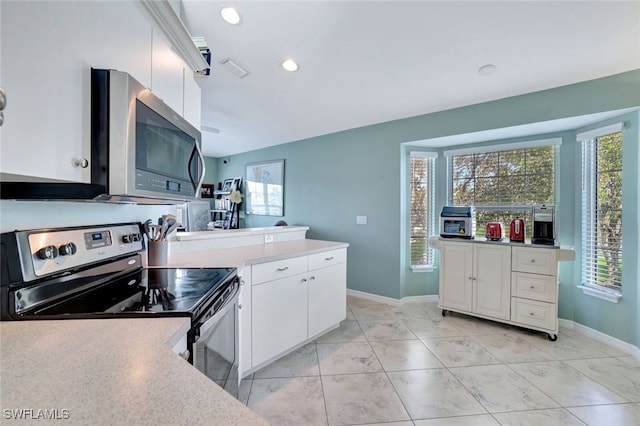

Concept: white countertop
[[0, 317, 268, 425], [175, 225, 309, 241], [428, 235, 576, 261], [164, 238, 350, 269]]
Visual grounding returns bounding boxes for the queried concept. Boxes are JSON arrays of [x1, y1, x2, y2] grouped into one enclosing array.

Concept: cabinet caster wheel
[[547, 333, 557, 342], [442, 310, 447, 317]]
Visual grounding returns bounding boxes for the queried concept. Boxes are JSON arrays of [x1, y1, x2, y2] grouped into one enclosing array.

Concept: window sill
[[577, 285, 622, 304], [410, 265, 435, 273]]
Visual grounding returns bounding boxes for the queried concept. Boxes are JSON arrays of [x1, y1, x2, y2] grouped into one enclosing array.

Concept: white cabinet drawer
[[511, 272, 557, 303], [308, 248, 346, 271], [512, 246, 557, 275], [252, 256, 308, 285], [511, 298, 556, 331]]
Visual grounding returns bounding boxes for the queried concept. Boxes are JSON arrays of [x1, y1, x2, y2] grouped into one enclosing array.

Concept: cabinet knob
[[530, 259, 536, 263], [0, 88, 6, 111], [238, 304, 242, 309], [301, 278, 308, 283], [178, 350, 190, 360], [73, 158, 89, 168], [530, 285, 535, 289], [309, 276, 316, 281]]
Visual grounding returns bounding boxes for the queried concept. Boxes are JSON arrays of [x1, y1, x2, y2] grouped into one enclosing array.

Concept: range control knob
[[37, 245, 59, 260], [122, 233, 141, 243], [59, 242, 77, 256]]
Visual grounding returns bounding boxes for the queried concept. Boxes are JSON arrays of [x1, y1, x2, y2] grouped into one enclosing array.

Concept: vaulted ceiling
[[180, 1, 640, 158]]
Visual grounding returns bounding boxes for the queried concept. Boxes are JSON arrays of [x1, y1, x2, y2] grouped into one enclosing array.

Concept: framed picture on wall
[[200, 183, 215, 198], [222, 179, 234, 192], [245, 159, 285, 216]]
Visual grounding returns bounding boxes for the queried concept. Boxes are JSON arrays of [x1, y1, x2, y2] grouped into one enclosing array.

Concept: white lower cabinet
[[308, 264, 346, 338], [439, 241, 511, 321], [242, 248, 347, 375], [438, 240, 562, 340], [252, 272, 309, 367]]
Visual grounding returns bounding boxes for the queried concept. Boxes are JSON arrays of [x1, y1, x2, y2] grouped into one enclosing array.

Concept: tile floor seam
[[314, 341, 331, 426]]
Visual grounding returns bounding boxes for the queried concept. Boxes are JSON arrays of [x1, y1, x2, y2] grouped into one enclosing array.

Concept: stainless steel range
[[0, 222, 239, 397]]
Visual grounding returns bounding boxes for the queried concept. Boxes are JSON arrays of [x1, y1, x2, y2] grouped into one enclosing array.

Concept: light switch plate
[[356, 216, 368, 225]]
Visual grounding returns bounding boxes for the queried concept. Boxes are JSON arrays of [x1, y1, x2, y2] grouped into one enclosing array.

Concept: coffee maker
[[532, 205, 555, 245]]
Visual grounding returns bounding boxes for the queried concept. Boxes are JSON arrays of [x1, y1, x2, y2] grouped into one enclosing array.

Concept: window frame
[[445, 139, 560, 239], [579, 126, 624, 295], [409, 151, 437, 271]]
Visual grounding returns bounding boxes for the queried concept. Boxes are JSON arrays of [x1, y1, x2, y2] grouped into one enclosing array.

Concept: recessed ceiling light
[[282, 59, 299, 72], [478, 64, 497, 75], [220, 7, 242, 25]]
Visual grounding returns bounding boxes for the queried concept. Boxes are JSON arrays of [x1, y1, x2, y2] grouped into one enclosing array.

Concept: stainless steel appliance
[[0, 223, 239, 397], [91, 69, 206, 204], [486, 222, 505, 241], [510, 218, 525, 242], [532, 205, 556, 245], [440, 206, 476, 239]]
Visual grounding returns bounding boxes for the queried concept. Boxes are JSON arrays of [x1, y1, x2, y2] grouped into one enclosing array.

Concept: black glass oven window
[[135, 100, 194, 181]]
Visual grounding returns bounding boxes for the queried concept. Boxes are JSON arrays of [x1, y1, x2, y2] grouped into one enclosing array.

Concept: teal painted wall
[[209, 70, 640, 346]]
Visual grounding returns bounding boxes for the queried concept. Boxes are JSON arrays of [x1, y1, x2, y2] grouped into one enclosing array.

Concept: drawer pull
[[530, 312, 535, 316], [530, 285, 536, 289], [301, 278, 308, 283], [531, 259, 536, 263], [325, 256, 334, 261], [276, 267, 289, 272]]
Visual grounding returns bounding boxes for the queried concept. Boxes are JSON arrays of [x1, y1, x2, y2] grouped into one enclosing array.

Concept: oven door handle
[[193, 277, 240, 343]]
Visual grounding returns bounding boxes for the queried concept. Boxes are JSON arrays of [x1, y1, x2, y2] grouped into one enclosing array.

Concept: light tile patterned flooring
[[239, 296, 640, 425]]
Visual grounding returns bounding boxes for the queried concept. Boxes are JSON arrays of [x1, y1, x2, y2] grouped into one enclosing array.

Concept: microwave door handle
[[189, 142, 206, 194]]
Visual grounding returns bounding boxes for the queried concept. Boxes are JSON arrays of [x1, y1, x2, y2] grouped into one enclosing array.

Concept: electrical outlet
[[356, 216, 368, 225], [264, 234, 274, 243]]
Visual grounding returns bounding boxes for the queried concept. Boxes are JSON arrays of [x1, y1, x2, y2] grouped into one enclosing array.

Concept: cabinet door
[[151, 29, 186, 116], [0, 1, 153, 182], [251, 273, 308, 368], [308, 263, 347, 338], [439, 242, 473, 312], [237, 268, 252, 377], [473, 244, 511, 320]]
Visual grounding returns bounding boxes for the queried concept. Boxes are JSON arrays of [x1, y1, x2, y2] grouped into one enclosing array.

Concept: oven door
[[193, 280, 239, 398]]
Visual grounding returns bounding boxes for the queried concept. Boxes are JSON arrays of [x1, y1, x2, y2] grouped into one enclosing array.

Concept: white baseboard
[[347, 290, 639, 361], [347, 289, 438, 307], [559, 318, 640, 360]]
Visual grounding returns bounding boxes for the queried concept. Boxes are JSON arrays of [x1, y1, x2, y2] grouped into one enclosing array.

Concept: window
[[409, 152, 436, 268], [581, 127, 623, 291], [446, 140, 558, 238]]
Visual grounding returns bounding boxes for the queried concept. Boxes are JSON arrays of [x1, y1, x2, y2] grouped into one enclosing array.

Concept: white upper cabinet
[[0, 0, 201, 182], [151, 29, 186, 117]]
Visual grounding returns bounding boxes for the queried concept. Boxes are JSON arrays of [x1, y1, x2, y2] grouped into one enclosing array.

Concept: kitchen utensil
[[510, 218, 525, 242], [486, 222, 504, 241]]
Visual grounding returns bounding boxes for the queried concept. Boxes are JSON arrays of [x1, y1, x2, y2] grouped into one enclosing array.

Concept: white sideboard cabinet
[[435, 238, 573, 341]]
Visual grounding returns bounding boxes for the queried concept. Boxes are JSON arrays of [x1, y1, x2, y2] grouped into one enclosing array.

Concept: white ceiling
[[180, 1, 640, 158]]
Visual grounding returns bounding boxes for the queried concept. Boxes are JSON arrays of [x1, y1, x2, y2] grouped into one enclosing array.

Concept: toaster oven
[[440, 206, 476, 239]]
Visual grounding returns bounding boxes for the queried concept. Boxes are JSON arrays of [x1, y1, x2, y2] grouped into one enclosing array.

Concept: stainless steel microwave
[[91, 69, 205, 204]]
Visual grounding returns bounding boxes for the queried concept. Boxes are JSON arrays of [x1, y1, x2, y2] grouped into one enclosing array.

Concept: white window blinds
[[580, 125, 623, 290], [409, 152, 436, 266]]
